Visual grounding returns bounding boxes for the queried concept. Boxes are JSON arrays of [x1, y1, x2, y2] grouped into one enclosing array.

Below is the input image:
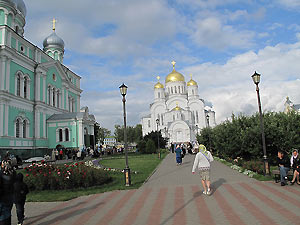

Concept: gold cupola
[[154, 76, 164, 89], [187, 74, 198, 86], [165, 61, 185, 83], [172, 102, 182, 111]]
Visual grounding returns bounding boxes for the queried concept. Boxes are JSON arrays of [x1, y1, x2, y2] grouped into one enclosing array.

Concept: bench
[[271, 169, 294, 183]]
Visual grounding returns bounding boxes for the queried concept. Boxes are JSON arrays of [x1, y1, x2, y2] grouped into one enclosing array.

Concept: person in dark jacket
[[0, 159, 16, 225], [290, 149, 300, 185], [13, 173, 29, 225], [276, 150, 290, 186]]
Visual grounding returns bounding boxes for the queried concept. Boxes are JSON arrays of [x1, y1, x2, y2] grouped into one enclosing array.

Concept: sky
[[23, 0, 300, 131]]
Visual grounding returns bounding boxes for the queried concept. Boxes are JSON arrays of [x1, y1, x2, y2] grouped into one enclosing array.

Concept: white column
[[36, 109, 40, 138], [54, 90, 58, 108], [43, 113, 46, 138], [0, 103, 3, 136], [7, 30, 11, 48], [66, 90, 69, 111], [78, 121, 84, 149], [4, 103, 9, 136], [35, 72, 41, 101], [4, 13, 8, 25], [1, 27, 5, 45], [42, 74, 46, 103], [62, 88, 65, 109], [77, 95, 80, 112], [5, 58, 11, 92], [0, 56, 6, 90]]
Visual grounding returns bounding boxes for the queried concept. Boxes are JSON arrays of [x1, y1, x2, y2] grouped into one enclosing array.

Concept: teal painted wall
[[10, 61, 34, 99], [48, 121, 77, 149], [41, 57, 47, 63], [0, 9, 4, 25], [11, 37, 16, 49], [40, 76, 43, 102], [47, 67, 62, 89], [68, 91, 78, 112], [0, 29, 2, 43], [7, 13, 12, 27], [39, 112, 43, 138]]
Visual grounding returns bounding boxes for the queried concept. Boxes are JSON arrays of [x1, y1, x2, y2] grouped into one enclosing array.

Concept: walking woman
[[290, 149, 300, 185], [175, 144, 183, 165]]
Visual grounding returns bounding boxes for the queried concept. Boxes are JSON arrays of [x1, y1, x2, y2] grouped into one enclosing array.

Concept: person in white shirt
[[192, 144, 214, 195]]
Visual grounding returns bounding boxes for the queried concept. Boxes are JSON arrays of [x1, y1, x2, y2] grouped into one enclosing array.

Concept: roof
[[47, 111, 96, 121]]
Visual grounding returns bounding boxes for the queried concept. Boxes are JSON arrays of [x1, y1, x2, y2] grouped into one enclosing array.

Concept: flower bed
[[23, 161, 112, 191], [86, 160, 139, 174]]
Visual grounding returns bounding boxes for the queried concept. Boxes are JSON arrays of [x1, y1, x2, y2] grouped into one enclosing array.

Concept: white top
[[192, 151, 213, 172]]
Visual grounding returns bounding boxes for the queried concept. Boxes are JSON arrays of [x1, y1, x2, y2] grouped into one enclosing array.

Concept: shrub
[[23, 161, 112, 191], [137, 140, 147, 154], [146, 139, 156, 154]]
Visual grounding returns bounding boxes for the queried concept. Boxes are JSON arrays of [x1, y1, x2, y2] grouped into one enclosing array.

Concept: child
[[192, 144, 214, 195], [13, 173, 29, 225]]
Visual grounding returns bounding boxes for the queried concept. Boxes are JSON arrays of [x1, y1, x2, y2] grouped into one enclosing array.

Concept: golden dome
[[165, 61, 185, 83], [154, 82, 164, 89], [172, 103, 182, 111], [187, 74, 197, 86], [154, 75, 164, 89]]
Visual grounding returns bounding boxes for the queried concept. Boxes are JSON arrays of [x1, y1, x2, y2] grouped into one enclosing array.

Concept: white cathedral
[[141, 61, 216, 144]]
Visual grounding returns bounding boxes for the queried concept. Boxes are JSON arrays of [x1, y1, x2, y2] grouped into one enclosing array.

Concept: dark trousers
[[15, 201, 25, 224], [279, 166, 289, 183]]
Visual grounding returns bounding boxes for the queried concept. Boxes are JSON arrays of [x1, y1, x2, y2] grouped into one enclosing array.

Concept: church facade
[[0, 0, 95, 158], [141, 62, 216, 144], [284, 97, 300, 113]]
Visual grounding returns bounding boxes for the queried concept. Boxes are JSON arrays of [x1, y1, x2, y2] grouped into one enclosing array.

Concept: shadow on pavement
[[211, 178, 226, 193]]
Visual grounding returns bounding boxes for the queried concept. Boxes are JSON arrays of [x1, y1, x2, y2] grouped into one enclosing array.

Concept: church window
[[196, 111, 199, 123], [171, 87, 173, 94], [168, 88, 170, 93], [173, 115, 175, 121], [161, 115, 163, 125], [53, 88, 56, 107], [23, 120, 27, 138], [16, 26, 19, 34], [178, 86, 180, 93], [59, 129, 63, 142], [16, 119, 21, 138], [192, 90, 194, 95], [48, 86, 52, 105], [17, 74, 21, 96], [65, 128, 69, 141], [24, 77, 28, 98], [148, 120, 151, 128], [157, 114, 160, 126], [175, 86, 177, 93], [71, 100, 74, 112], [57, 91, 60, 108], [158, 92, 160, 98]]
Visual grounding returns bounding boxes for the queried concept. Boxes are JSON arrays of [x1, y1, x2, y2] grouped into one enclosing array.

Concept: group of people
[[277, 148, 300, 186], [0, 157, 28, 225]]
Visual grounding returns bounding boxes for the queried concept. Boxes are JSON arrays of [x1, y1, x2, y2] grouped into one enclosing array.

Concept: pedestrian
[[175, 144, 183, 165], [13, 173, 29, 225], [59, 149, 63, 160], [290, 149, 300, 185], [55, 149, 59, 160], [0, 159, 16, 225], [171, 142, 175, 153], [277, 150, 290, 186], [192, 144, 214, 195]]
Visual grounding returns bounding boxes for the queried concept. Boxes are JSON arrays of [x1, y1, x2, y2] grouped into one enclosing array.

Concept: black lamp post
[[251, 71, 269, 176], [206, 114, 211, 151], [156, 118, 161, 159], [119, 83, 131, 186]]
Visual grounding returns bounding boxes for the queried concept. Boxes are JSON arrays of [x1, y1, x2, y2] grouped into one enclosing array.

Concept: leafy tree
[[97, 126, 111, 144], [114, 124, 143, 143], [144, 131, 167, 149]]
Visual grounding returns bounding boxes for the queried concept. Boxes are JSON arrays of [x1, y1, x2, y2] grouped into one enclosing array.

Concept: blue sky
[[24, 0, 300, 131]]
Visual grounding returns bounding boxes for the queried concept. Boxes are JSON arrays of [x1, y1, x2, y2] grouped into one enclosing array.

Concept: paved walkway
[[13, 153, 300, 225]]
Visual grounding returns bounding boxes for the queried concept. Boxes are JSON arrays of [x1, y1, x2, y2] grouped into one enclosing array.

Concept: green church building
[[0, 0, 96, 158]]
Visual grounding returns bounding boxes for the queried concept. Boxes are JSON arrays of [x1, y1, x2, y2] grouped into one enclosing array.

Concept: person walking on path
[[276, 150, 290, 186], [192, 144, 214, 195], [13, 173, 29, 225], [290, 149, 300, 185], [175, 144, 183, 165]]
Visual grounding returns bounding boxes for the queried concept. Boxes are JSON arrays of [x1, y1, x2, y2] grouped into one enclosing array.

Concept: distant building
[[104, 136, 116, 146], [141, 61, 216, 144], [284, 97, 300, 113]]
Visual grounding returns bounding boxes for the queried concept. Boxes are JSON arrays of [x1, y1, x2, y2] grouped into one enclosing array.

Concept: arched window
[[48, 86, 51, 104], [178, 86, 180, 93], [65, 128, 69, 141], [23, 120, 27, 138], [57, 91, 60, 108], [192, 90, 194, 95], [52, 88, 55, 107], [71, 100, 74, 112], [16, 119, 20, 138], [24, 77, 28, 98], [59, 129, 63, 142], [175, 86, 177, 93], [196, 111, 199, 123], [158, 92, 160, 98], [171, 87, 173, 94], [17, 74, 21, 96]]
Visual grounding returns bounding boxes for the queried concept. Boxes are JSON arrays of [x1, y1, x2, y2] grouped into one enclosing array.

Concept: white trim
[[0, 104, 3, 136], [36, 109, 40, 138], [43, 113, 46, 138], [0, 56, 6, 90], [5, 58, 11, 91], [4, 103, 8, 136]]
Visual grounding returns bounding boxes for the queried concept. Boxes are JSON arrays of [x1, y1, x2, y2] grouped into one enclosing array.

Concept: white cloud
[[276, 0, 300, 8]]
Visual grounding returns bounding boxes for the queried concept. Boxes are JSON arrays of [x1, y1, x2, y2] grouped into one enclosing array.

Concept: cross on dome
[[52, 18, 57, 31], [190, 74, 193, 79], [171, 61, 176, 70]]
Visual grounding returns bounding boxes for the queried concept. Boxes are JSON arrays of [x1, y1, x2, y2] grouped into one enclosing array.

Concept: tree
[[145, 139, 156, 154], [97, 126, 111, 144], [114, 124, 143, 143]]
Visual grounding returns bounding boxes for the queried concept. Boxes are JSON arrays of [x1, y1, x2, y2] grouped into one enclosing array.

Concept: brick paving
[[12, 153, 300, 225]]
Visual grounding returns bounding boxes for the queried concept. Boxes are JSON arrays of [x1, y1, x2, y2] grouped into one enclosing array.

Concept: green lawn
[[26, 153, 167, 202]]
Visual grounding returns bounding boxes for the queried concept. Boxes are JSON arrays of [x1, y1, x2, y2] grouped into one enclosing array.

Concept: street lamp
[[251, 71, 269, 176], [156, 118, 161, 159], [119, 83, 131, 186], [206, 114, 211, 151]]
